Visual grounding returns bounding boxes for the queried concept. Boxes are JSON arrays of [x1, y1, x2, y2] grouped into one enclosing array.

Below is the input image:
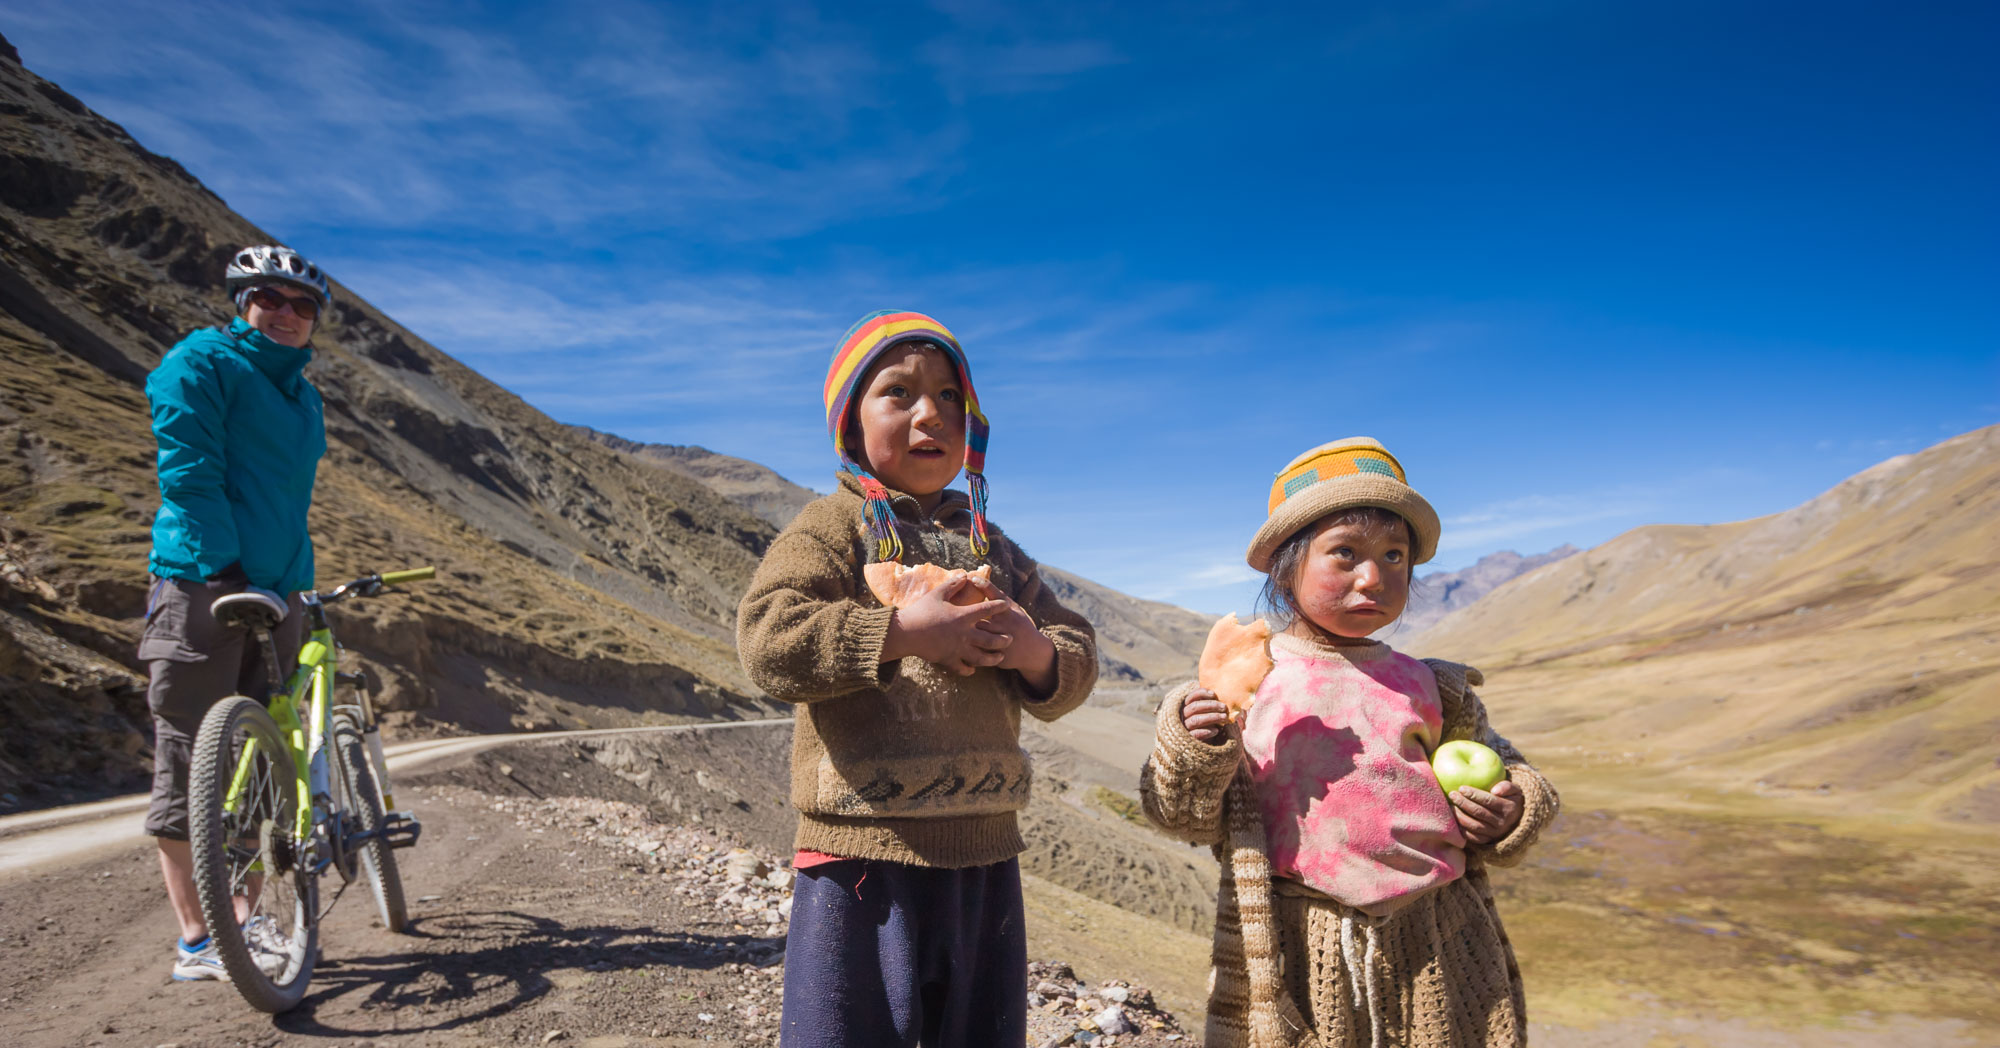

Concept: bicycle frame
[[222, 601, 336, 842], [221, 564, 431, 850]]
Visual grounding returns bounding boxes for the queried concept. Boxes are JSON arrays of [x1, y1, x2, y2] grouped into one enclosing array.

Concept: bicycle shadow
[[271, 908, 781, 1037]]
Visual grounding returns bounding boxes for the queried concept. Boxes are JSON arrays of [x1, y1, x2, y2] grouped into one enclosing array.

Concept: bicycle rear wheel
[[188, 696, 319, 1013], [332, 712, 408, 932]]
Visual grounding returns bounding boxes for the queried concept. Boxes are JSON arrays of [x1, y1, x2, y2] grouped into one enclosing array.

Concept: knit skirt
[[1271, 871, 1526, 1048], [1204, 869, 1528, 1048]]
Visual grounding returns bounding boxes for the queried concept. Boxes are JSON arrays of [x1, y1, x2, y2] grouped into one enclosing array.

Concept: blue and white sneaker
[[243, 915, 292, 977], [171, 936, 226, 981]]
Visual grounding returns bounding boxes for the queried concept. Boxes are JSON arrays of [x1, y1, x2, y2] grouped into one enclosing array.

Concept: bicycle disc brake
[[329, 810, 359, 882], [258, 817, 296, 877]]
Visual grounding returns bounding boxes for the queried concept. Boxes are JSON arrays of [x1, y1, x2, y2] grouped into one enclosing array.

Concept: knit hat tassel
[[966, 471, 992, 557], [854, 471, 905, 563]]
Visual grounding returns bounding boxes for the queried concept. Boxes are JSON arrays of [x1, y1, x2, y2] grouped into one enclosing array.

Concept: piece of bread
[[863, 562, 993, 608], [1197, 613, 1274, 723]]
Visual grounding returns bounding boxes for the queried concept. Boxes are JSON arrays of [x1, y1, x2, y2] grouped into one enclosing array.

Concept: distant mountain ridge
[[568, 426, 821, 529], [1401, 544, 1580, 636], [570, 427, 1215, 685]]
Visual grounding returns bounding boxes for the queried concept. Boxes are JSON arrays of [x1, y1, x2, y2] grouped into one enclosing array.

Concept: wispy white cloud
[[7, 0, 983, 240], [921, 37, 1126, 98]]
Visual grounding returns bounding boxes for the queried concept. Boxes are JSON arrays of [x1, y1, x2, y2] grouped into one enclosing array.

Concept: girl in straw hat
[[1140, 437, 1560, 1048]]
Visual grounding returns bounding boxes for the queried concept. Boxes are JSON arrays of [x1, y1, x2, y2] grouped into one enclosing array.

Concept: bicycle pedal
[[380, 811, 422, 850]]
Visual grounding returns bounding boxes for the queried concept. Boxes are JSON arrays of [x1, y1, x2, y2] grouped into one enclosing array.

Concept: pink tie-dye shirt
[[1240, 633, 1466, 917]]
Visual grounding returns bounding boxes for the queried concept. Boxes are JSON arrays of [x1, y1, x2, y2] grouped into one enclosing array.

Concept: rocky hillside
[[1398, 544, 1578, 636], [0, 39, 1208, 806], [1415, 424, 2000, 825], [0, 35, 797, 803]]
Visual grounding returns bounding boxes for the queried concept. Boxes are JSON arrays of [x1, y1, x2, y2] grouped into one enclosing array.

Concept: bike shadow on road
[[270, 908, 783, 1036]]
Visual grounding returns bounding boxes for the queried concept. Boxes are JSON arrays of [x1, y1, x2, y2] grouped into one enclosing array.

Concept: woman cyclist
[[140, 245, 330, 981]]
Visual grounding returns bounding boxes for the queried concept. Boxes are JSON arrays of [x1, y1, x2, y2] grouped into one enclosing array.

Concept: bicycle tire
[[331, 712, 408, 933], [189, 696, 319, 1013]]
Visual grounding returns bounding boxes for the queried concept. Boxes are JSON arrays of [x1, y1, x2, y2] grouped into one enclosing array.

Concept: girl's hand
[[880, 576, 1012, 676], [1180, 687, 1231, 744], [1449, 779, 1523, 845]]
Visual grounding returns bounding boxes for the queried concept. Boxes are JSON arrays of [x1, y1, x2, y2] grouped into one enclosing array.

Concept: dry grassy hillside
[[1414, 424, 2000, 826], [0, 39, 788, 801]]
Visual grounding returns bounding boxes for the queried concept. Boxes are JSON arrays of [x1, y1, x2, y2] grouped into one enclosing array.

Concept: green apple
[[1432, 740, 1507, 795]]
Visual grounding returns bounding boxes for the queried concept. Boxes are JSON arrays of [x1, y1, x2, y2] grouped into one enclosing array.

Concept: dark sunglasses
[[246, 285, 320, 321]]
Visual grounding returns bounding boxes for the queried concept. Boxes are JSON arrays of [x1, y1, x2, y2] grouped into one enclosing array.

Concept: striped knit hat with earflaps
[[824, 310, 990, 563]]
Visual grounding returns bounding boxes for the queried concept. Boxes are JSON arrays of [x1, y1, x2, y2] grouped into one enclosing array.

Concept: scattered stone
[[541, 1032, 566, 1044], [1025, 960, 1185, 1047], [725, 848, 767, 882]]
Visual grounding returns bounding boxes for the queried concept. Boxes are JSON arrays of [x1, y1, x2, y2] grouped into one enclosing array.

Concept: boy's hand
[[1449, 779, 1523, 845], [1180, 687, 1231, 744], [880, 575, 1011, 676], [962, 576, 1058, 692]]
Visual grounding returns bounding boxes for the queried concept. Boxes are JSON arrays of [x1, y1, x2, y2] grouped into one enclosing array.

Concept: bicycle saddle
[[210, 589, 288, 630]]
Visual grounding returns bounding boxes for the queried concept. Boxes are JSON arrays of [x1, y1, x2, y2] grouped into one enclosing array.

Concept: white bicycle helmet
[[225, 245, 332, 309]]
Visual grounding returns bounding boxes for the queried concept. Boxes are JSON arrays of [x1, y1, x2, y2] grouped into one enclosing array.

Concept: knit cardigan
[[737, 475, 1097, 868], [1140, 642, 1559, 1048]]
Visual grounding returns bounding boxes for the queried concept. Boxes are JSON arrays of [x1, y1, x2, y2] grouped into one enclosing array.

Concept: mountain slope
[[1399, 544, 1579, 635], [0, 40, 788, 800], [1415, 425, 2000, 825]]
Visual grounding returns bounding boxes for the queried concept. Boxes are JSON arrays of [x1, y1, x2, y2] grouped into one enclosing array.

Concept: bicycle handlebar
[[320, 566, 437, 604]]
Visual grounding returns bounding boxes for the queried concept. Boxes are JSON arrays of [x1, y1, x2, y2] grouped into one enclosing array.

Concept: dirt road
[[0, 721, 791, 876], [0, 721, 808, 1048]]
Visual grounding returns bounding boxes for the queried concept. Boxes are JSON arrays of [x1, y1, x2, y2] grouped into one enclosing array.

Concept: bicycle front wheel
[[188, 696, 319, 1013], [332, 712, 408, 933]]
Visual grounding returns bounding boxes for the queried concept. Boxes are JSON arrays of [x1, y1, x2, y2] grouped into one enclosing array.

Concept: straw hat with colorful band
[[1245, 437, 1441, 572], [824, 309, 991, 562]]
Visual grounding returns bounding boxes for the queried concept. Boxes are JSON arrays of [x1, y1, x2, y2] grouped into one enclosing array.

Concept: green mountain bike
[[188, 567, 434, 1013]]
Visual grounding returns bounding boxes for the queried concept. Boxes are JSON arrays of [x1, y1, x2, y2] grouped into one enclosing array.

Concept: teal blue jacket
[[146, 318, 325, 593]]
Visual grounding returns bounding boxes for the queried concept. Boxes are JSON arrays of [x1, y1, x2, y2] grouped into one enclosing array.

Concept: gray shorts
[[141, 576, 304, 841]]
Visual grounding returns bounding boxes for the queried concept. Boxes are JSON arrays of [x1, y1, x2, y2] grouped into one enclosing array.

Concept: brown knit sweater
[[1141, 642, 1559, 1048], [737, 474, 1097, 868]]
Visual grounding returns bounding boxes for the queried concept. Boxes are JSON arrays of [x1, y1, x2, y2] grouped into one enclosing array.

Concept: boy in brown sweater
[[736, 310, 1097, 1047]]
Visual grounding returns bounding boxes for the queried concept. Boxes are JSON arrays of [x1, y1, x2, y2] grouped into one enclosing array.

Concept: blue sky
[[9, 1, 1997, 616]]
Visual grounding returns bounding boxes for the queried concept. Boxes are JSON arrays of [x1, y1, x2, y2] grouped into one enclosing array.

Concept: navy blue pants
[[779, 857, 1026, 1048]]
